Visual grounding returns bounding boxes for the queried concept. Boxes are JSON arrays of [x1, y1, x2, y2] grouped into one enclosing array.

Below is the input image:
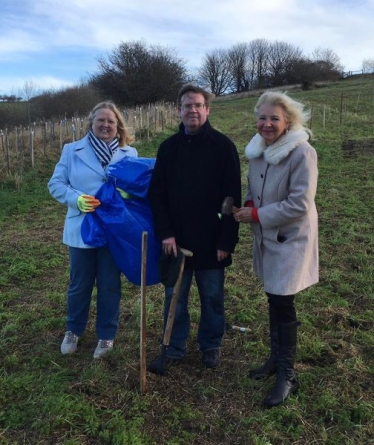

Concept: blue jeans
[[163, 268, 225, 359], [67, 247, 122, 339]]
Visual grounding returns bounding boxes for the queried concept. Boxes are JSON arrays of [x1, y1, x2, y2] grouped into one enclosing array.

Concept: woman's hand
[[234, 207, 253, 223], [77, 195, 101, 212]]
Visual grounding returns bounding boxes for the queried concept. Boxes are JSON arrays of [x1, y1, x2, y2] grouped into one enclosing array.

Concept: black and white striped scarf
[[88, 130, 119, 167]]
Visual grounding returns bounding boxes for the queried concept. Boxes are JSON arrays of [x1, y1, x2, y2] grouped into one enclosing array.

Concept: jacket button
[[261, 174, 264, 178]]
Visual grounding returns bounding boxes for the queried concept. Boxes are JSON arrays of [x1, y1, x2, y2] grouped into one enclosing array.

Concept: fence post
[[17, 127, 24, 176], [30, 128, 34, 168], [309, 108, 313, 131], [59, 121, 63, 149], [72, 123, 76, 142], [340, 94, 344, 124], [49, 120, 54, 153], [0, 130, 4, 155], [4, 129, 10, 173], [169, 104, 173, 127], [43, 121, 47, 154]]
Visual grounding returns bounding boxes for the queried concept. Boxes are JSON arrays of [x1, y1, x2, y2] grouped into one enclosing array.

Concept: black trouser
[[266, 293, 296, 324], [263, 292, 299, 407]]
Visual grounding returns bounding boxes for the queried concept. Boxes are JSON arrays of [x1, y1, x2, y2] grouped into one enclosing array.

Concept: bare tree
[[228, 43, 250, 93], [90, 41, 186, 106], [362, 58, 374, 73], [247, 39, 271, 89], [267, 41, 303, 87], [20, 80, 39, 123], [311, 47, 344, 74], [198, 49, 232, 96], [21, 80, 39, 101], [31, 83, 102, 121]]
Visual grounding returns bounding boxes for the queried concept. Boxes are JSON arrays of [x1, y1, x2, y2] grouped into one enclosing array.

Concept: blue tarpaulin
[[81, 157, 161, 286]]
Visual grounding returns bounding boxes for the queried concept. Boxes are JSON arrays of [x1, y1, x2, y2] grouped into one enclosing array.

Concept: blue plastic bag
[[81, 157, 161, 286]]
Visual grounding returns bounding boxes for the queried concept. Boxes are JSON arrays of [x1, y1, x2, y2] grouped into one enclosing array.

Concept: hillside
[[0, 76, 373, 445]]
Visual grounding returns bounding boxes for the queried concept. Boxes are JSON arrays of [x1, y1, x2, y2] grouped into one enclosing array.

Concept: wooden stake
[[140, 231, 148, 394]]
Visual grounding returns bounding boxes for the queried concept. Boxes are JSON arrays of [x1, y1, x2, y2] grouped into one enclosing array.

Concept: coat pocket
[[67, 207, 81, 218], [277, 235, 287, 243]]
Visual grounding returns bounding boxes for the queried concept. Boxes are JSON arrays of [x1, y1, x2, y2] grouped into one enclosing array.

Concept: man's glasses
[[181, 103, 206, 111]]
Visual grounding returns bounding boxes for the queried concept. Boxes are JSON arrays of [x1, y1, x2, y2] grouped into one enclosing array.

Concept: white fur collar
[[245, 129, 309, 165]]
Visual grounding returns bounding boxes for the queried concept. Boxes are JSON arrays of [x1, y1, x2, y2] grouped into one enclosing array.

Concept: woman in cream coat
[[235, 91, 318, 408], [48, 101, 137, 359]]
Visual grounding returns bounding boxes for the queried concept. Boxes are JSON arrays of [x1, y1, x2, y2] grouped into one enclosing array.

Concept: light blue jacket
[[48, 134, 138, 248]]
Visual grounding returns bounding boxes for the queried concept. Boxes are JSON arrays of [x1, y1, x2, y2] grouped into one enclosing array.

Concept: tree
[[284, 47, 344, 89], [90, 41, 187, 106], [20, 80, 39, 123], [267, 41, 303, 87], [247, 39, 271, 89], [198, 49, 232, 96], [31, 83, 102, 121], [362, 58, 374, 73], [311, 47, 344, 75], [228, 43, 250, 93]]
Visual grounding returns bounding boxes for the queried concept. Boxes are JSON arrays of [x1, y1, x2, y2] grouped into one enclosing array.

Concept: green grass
[[1, 76, 374, 444]]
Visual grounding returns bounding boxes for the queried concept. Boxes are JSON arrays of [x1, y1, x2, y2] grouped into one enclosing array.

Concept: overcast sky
[[1, 0, 373, 97]]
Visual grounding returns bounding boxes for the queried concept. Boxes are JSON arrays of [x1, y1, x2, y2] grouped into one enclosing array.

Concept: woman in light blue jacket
[[48, 101, 137, 358]]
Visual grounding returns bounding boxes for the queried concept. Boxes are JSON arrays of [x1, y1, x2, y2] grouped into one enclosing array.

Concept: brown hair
[[87, 101, 134, 146], [177, 84, 215, 108]]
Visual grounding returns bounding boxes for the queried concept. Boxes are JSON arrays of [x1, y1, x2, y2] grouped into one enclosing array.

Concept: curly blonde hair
[[255, 91, 312, 137]]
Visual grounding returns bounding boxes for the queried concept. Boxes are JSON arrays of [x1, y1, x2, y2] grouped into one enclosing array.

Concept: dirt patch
[[342, 138, 374, 155]]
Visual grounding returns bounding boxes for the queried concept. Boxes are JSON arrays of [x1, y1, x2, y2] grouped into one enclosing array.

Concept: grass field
[[1, 76, 373, 444]]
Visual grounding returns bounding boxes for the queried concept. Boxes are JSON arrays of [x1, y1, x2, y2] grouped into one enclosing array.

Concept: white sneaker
[[93, 339, 114, 359], [61, 331, 79, 354]]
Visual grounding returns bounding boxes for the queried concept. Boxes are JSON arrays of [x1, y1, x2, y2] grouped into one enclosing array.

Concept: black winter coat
[[148, 120, 241, 270]]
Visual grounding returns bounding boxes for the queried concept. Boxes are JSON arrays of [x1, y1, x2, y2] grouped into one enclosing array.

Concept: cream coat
[[244, 130, 319, 295]]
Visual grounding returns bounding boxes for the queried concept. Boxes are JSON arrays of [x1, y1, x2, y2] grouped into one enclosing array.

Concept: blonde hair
[[255, 91, 312, 136], [87, 101, 134, 146]]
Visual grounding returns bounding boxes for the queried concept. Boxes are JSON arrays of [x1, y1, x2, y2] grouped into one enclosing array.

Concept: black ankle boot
[[263, 321, 300, 408], [249, 305, 278, 379]]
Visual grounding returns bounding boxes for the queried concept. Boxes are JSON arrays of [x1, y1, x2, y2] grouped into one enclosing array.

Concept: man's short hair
[[177, 84, 215, 107]]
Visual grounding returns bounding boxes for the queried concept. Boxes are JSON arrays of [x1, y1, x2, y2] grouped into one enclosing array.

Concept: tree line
[[0, 95, 23, 103], [0, 38, 362, 129]]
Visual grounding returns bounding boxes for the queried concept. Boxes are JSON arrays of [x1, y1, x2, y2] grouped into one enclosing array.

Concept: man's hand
[[162, 237, 177, 257], [77, 195, 101, 212], [217, 250, 229, 261]]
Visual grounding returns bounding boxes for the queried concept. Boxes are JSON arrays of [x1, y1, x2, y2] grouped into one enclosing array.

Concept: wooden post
[[30, 129, 34, 168], [340, 94, 344, 124], [59, 121, 63, 149], [72, 123, 76, 142], [5, 129, 10, 174], [140, 231, 148, 394], [43, 121, 47, 153]]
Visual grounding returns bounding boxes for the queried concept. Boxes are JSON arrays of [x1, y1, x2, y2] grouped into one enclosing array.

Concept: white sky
[[1, 0, 373, 96]]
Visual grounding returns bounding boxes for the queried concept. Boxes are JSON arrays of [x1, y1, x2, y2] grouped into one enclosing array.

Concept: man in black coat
[[148, 84, 241, 368]]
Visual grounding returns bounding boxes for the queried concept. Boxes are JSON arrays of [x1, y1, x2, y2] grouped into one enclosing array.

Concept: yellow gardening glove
[[116, 188, 135, 199], [77, 195, 101, 212]]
